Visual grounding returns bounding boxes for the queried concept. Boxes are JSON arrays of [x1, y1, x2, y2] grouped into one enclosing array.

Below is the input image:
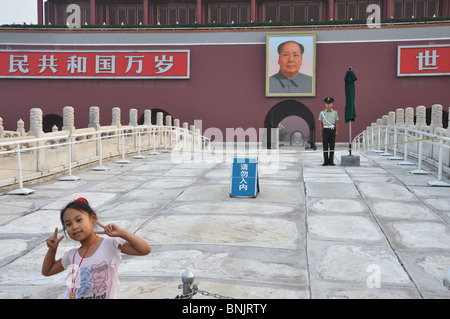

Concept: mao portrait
[[266, 33, 316, 97]]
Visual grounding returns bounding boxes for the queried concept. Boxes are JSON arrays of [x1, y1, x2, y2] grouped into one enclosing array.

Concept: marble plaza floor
[[0, 146, 449, 299]]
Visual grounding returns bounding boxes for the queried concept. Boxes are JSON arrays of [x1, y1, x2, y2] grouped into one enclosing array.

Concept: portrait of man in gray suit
[[266, 34, 316, 97]]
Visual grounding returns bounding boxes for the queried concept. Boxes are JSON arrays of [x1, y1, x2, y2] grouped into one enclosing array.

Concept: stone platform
[[0, 147, 449, 299]]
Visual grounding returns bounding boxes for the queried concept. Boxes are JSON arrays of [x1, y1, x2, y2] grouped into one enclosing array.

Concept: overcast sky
[[0, 0, 39, 25]]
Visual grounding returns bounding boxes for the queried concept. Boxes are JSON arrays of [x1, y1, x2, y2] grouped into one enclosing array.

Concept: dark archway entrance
[[264, 100, 316, 149], [43, 114, 63, 133], [138, 108, 172, 125]]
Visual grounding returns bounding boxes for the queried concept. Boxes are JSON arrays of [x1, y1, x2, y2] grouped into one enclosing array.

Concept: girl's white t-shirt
[[60, 237, 126, 299]]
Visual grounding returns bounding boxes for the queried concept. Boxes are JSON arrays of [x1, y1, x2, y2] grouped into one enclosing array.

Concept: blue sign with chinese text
[[230, 158, 259, 198]]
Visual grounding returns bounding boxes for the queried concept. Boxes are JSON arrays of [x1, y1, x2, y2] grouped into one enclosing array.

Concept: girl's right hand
[[46, 228, 64, 250]]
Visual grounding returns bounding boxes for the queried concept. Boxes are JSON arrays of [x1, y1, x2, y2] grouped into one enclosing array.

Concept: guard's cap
[[324, 97, 334, 103]]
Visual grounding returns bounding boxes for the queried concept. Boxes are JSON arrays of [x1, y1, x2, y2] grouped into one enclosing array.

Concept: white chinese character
[[240, 170, 249, 178], [9, 55, 30, 74], [241, 164, 248, 170], [38, 55, 58, 74], [67, 56, 87, 74], [95, 56, 116, 74], [239, 183, 248, 191], [416, 50, 439, 71], [154, 55, 174, 74], [125, 55, 144, 74]]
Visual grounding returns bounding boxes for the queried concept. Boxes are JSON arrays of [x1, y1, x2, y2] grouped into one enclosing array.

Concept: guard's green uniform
[[318, 97, 339, 165]]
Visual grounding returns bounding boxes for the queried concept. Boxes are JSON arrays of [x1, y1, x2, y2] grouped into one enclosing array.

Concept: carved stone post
[[165, 115, 172, 147], [17, 119, 25, 136], [430, 104, 443, 133], [0, 117, 4, 138], [28, 108, 45, 171], [415, 105, 426, 129], [129, 108, 138, 126], [388, 111, 395, 126], [62, 106, 75, 132], [447, 107, 450, 135], [405, 107, 414, 126], [112, 107, 121, 127], [156, 112, 163, 126], [156, 112, 163, 146], [396, 108, 404, 126], [190, 124, 196, 151], [143, 109, 151, 126], [28, 108, 43, 138], [89, 106, 100, 131]]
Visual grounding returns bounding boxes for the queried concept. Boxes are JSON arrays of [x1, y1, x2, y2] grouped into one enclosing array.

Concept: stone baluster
[[190, 125, 196, 151], [388, 111, 395, 126], [89, 106, 100, 131], [156, 112, 163, 126], [387, 111, 396, 149], [112, 107, 121, 127], [165, 115, 172, 127], [165, 115, 173, 147], [405, 107, 414, 127], [156, 112, 163, 146], [173, 119, 180, 145], [415, 105, 426, 129], [28, 108, 45, 171], [375, 119, 382, 149], [62, 106, 75, 132], [143, 109, 151, 126], [17, 119, 25, 136], [196, 128, 201, 150], [430, 104, 443, 133], [183, 122, 189, 149], [28, 108, 44, 138], [0, 117, 4, 138], [447, 107, 450, 135], [404, 107, 416, 152], [129, 108, 138, 126], [396, 108, 405, 126]]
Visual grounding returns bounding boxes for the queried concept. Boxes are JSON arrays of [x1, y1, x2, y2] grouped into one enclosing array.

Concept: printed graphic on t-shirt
[[76, 261, 109, 299]]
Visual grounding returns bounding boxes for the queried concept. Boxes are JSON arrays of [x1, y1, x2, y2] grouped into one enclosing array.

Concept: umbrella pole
[[349, 121, 352, 156]]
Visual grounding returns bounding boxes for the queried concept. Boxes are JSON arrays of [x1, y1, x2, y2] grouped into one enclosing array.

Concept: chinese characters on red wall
[[0, 50, 190, 79], [398, 45, 450, 76]]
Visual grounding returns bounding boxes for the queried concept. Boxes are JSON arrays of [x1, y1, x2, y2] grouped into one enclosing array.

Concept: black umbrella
[[344, 67, 357, 155]]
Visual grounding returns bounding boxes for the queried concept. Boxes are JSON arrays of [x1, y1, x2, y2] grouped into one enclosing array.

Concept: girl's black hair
[[60, 198, 95, 231]]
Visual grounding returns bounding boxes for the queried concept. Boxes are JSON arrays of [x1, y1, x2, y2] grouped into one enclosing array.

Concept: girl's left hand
[[95, 221, 124, 237]]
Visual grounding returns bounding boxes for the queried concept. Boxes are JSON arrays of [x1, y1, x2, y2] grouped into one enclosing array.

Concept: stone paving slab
[[0, 148, 449, 299]]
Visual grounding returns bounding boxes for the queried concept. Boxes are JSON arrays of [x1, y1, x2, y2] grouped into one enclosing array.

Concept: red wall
[[1, 39, 449, 143]]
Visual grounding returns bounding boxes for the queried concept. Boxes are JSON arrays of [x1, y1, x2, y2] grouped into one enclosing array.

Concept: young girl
[[42, 197, 151, 299]]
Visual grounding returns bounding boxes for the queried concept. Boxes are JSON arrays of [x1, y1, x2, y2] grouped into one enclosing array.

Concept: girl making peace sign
[[42, 198, 151, 299]]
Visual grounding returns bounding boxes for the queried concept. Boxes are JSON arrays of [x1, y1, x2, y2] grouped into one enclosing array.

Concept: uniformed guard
[[318, 97, 339, 166]]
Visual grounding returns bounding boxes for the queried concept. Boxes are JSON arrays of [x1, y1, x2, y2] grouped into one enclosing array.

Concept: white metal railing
[[0, 125, 210, 194], [353, 125, 450, 187]]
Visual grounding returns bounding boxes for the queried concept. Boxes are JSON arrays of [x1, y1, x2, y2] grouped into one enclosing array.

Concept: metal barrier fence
[[352, 125, 450, 187], [0, 125, 210, 194]]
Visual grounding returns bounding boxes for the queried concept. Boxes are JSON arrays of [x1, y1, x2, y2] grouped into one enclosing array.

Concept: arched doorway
[[264, 100, 316, 149], [138, 108, 172, 125], [43, 114, 63, 133]]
